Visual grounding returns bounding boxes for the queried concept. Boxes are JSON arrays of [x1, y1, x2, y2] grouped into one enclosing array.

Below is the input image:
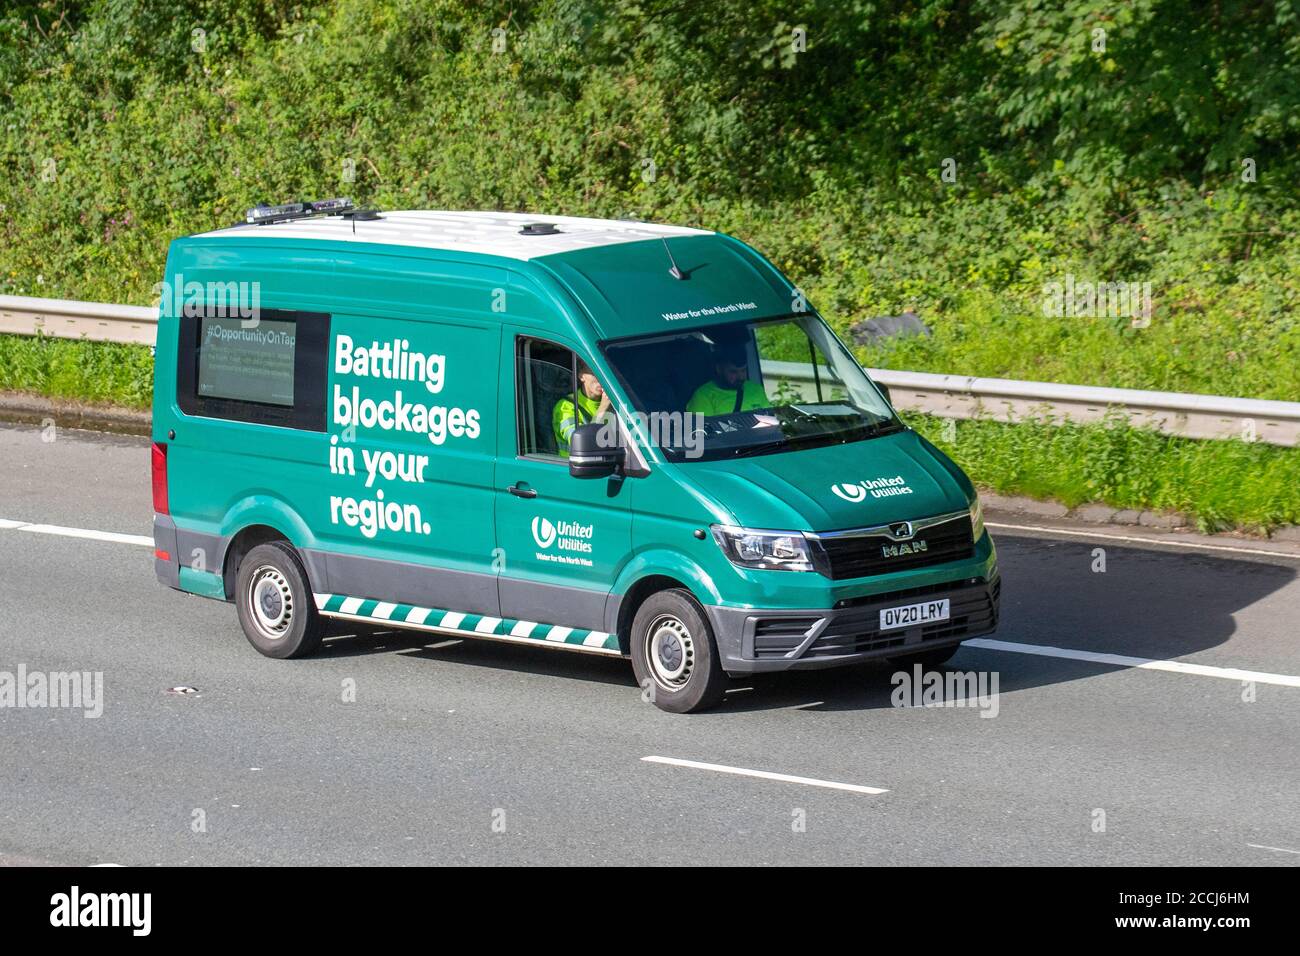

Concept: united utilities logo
[[832, 475, 913, 502], [531, 515, 594, 556], [531, 516, 557, 548], [831, 483, 867, 503]]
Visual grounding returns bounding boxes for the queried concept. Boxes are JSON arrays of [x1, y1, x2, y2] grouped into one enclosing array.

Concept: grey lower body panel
[[153, 514, 179, 589], [169, 526, 613, 632], [499, 576, 610, 634], [306, 549, 501, 619], [706, 575, 1000, 674]]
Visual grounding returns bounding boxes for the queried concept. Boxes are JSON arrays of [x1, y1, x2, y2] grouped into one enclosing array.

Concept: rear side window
[[177, 308, 330, 430]]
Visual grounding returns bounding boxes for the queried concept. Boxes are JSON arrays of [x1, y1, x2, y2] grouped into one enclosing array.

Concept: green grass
[[0, 334, 153, 409], [911, 412, 1300, 535]]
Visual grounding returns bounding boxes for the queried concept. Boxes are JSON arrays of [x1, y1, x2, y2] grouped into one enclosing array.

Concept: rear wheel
[[629, 589, 728, 714], [234, 541, 325, 659]]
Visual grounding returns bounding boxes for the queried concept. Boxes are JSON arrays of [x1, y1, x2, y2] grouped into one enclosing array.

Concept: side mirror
[[875, 380, 892, 404], [569, 422, 625, 479]]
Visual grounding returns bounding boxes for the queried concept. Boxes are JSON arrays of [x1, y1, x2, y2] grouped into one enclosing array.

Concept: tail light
[[151, 442, 169, 515]]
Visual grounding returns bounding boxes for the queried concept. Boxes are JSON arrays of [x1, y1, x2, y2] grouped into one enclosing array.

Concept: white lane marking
[[987, 521, 1300, 559], [1247, 843, 1300, 855], [0, 519, 152, 548], [642, 756, 888, 795], [966, 638, 1300, 688]]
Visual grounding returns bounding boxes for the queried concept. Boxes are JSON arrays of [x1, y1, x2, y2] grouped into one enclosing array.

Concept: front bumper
[[706, 574, 1000, 674]]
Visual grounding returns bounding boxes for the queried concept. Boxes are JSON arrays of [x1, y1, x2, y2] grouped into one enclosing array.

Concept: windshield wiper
[[726, 437, 795, 458], [863, 420, 904, 438]]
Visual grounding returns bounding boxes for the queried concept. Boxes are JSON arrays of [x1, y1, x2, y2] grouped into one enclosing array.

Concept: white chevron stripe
[[314, 596, 622, 657]]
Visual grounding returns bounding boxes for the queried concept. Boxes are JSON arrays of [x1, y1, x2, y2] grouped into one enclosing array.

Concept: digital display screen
[[196, 316, 296, 407]]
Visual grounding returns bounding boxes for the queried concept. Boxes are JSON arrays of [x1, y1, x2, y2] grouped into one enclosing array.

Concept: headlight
[[711, 525, 815, 572], [969, 495, 985, 540]]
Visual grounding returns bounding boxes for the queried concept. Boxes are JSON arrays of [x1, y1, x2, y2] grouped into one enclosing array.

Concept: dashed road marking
[[642, 756, 888, 795]]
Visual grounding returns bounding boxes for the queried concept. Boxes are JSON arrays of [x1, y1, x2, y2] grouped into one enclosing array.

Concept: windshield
[[601, 314, 901, 462]]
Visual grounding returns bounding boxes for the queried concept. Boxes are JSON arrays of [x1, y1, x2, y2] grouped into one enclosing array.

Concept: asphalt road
[[1, 422, 1298, 866]]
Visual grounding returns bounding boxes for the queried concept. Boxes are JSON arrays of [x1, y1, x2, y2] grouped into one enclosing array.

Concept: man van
[[151, 201, 999, 713]]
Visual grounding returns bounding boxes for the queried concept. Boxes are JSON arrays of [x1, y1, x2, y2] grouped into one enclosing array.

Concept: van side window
[[515, 336, 581, 459], [176, 307, 330, 430]]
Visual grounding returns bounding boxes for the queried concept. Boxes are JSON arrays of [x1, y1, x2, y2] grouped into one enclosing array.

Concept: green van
[[151, 202, 999, 713]]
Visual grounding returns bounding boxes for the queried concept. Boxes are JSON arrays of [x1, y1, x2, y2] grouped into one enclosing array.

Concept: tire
[[890, 641, 962, 669], [629, 589, 728, 714], [234, 540, 326, 659]]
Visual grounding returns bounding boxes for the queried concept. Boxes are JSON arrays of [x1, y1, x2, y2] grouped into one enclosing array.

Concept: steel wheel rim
[[645, 613, 694, 691], [247, 565, 294, 641]]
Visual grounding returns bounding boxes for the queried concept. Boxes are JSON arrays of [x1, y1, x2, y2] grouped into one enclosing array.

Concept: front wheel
[[234, 541, 326, 659], [629, 589, 728, 714]]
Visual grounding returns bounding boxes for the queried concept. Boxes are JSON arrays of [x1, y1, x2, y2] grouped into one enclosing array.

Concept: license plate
[[879, 598, 950, 631]]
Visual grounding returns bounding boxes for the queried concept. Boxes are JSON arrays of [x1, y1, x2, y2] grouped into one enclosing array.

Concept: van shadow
[[716, 533, 1298, 714], [319, 624, 633, 688], [314, 533, 1297, 713]]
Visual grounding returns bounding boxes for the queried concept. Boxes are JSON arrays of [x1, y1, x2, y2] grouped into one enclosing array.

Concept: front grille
[[813, 514, 974, 580], [804, 579, 998, 658]]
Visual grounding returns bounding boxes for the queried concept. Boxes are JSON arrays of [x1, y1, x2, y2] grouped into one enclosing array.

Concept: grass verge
[[912, 413, 1300, 535], [0, 334, 153, 409]]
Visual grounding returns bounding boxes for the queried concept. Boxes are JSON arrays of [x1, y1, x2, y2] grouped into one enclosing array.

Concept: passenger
[[685, 343, 768, 415], [553, 360, 612, 456]]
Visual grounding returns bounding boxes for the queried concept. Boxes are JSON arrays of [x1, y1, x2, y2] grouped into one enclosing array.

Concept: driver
[[686, 342, 768, 416], [553, 359, 612, 456]]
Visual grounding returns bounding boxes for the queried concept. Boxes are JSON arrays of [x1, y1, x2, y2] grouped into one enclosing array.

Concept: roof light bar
[[245, 198, 356, 225]]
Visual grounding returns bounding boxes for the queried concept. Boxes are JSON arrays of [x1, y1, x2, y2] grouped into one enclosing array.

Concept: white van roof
[[197, 210, 713, 262]]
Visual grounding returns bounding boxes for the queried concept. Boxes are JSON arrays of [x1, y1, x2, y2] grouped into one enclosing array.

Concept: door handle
[[507, 483, 538, 499]]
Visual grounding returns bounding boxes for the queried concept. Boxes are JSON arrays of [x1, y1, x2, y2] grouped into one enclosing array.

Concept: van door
[[493, 331, 633, 632], [320, 313, 500, 616]]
